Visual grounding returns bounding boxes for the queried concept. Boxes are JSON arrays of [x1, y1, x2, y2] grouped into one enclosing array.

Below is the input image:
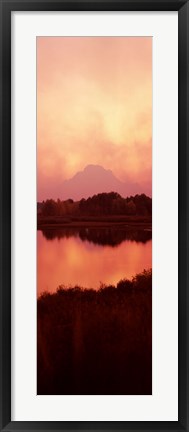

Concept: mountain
[[61, 165, 141, 200]]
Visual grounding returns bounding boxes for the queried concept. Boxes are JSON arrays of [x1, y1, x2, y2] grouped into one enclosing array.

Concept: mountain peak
[[83, 164, 112, 174], [61, 165, 141, 200]]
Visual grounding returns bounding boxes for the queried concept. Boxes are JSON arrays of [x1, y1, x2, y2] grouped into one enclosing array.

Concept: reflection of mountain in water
[[40, 227, 152, 247]]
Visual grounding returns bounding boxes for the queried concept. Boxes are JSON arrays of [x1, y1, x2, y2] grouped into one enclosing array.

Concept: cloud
[[37, 37, 152, 200]]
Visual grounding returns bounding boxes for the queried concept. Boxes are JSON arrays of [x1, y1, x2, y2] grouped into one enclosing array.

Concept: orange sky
[[37, 37, 152, 201]]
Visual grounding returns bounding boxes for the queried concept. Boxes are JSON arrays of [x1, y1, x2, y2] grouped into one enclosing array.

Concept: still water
[[37, 227, 152, 296]]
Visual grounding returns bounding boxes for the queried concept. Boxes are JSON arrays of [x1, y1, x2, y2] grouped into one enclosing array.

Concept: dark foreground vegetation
[[37, 269, 152, 395]]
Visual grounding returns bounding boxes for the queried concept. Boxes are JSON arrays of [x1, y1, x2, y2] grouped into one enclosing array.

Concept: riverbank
[[37, 214, 152, 230], [38, 269, 152, 395]]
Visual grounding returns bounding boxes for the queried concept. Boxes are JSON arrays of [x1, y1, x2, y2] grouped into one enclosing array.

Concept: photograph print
[[37, 37, 152, 395]]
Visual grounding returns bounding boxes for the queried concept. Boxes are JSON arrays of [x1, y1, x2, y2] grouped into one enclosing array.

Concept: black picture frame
[[0, 0, 188, 431]]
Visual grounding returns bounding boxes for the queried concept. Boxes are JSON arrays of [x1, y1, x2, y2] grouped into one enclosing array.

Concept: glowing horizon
[[37, 36, 152, 201]]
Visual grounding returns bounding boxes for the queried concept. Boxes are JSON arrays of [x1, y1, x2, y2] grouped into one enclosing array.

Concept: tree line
[[38, 192, 152, 217]]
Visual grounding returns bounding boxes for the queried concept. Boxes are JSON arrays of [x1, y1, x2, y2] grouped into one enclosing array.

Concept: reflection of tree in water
[[40, 227, 152, 246]]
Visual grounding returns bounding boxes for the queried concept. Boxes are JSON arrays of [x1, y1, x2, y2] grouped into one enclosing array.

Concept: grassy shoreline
[[37, 214, 152, 230], [38, 269, 152, 395]]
